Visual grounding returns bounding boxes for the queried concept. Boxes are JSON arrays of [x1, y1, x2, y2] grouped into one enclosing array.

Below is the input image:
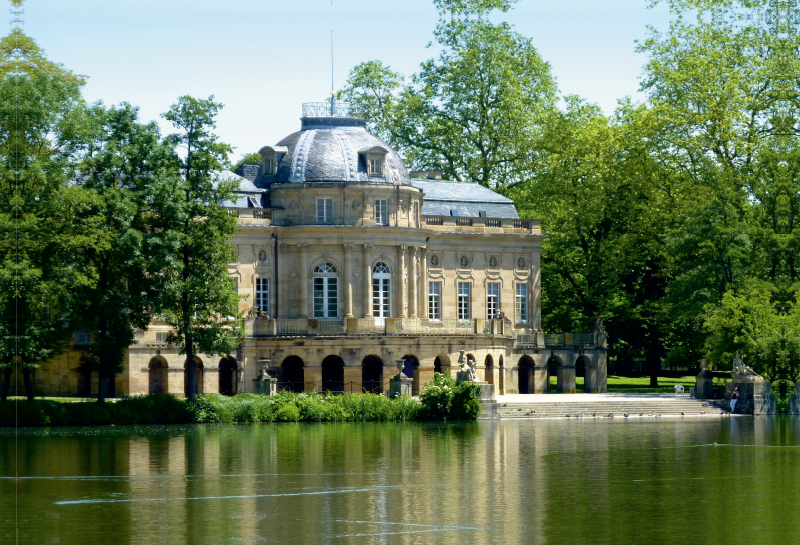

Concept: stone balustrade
[[247, 317, 512, 338], [423, 216, 540, 234], [516, 331, 602, 348]]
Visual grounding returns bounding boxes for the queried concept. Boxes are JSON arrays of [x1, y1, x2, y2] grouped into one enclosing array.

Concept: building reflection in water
[[4, 417, 799, 544]]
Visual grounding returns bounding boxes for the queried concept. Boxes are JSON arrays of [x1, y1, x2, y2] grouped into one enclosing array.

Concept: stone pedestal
[[726, 380, 775, 415], [695, 370, 715, 400], [791, 382, 800, 415], [389, 375, 413, 397], [476, 382, 496, 401]]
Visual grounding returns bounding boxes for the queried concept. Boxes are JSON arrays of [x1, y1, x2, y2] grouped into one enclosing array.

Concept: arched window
[[372, 262, 391, 318], [313, 262, 338, 318]]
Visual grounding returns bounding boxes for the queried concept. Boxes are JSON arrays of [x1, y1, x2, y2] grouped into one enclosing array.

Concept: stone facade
[[29, 102, 607, 398]]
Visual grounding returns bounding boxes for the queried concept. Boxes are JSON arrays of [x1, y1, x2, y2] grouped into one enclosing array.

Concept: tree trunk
[[22, 367, 34, 403], [0, 366, 11, 402], [185, 335, 196, 403], [97, 370, 107, 405], [646, 353, 660, 388]]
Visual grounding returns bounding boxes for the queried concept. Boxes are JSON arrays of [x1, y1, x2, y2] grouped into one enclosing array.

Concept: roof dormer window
[[258, 145, 288, 177], [263, 156, 275, 176], [369, 156, 383, 176], [358, 146, 389, 177]]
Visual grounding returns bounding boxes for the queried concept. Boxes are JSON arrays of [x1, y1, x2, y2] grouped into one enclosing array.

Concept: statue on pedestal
[[732, 352, 761, 382]]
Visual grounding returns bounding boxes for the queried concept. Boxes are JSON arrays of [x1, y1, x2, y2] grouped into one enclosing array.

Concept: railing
[[391, 318, 477, 336], [277, 379, 394, 395], [234, 208, 272, 222], [349, 318, 386, 335], [421, 216, 540, 233], [529, 332, 599, 348], [276, 319, 307, 336], [317, 319, 345, 335], [302, 101, 362, 119], [544, 333, 564, 346], [250, 317, 510, 338]]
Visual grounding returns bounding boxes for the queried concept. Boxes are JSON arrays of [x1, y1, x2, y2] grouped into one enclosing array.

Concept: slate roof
[[411, 179, 519, 219], [213, 171, 266, 209], [269, 128, 411, 185]]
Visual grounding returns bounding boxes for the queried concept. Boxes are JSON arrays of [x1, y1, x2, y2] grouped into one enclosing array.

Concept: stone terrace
[[495, 393, 732, 419]]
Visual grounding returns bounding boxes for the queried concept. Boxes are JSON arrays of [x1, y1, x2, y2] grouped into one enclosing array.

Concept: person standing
[[730, 387, 740, 413]]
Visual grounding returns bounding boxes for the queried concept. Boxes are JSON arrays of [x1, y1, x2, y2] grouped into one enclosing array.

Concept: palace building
[[36, 102, 608, 398]]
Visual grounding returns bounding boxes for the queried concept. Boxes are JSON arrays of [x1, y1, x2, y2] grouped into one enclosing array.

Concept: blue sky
[[23, 0, 674, 161]]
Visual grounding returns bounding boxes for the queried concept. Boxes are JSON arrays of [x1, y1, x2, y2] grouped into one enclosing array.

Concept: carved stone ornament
[[288, 199, 300, 210], [258, 250, 267, 262], [430, 255, 439, 267], [489, 256, 498, 268], [460, 256, 469, 268], [289, 272, 300, 279], [352, 199, 360, 210], [517, 257, 525, 268]]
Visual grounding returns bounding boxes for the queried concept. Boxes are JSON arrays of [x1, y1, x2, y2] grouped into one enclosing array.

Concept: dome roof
[[265, 106, 411, 185]]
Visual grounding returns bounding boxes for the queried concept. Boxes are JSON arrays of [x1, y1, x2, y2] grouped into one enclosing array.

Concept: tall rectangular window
[[428, 282, 441, 320], [316, 198, 333, 224], [375, 199, 388, 225], [487, 282, 500, 319], [313, 277, 338, 318], [516, 283, 528, 323], [256, 278, 269, 315], [458, 282, 471, 320]]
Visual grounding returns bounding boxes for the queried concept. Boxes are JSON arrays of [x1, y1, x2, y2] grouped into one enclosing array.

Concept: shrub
[[274, 403, 300, 422], [418, 373, 482, 421]]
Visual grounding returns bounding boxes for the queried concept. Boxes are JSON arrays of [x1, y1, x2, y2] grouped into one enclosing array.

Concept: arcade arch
[[322, 355, 345, 393], [281, 356, 305, 392], [148, 356, 168, 394], [518, 355, 534, 394], [219, 356, 238, 396], [362, 355, 383, 394]]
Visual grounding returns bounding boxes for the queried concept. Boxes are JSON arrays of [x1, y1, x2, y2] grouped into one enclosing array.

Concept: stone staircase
[[497, 397, 729, 419]]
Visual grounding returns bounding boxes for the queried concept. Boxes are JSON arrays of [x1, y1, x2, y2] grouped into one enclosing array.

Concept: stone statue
[[468, 358, 478, 382], [246, 306, 269, 319], [732, 352, 761, 381], [594, 316, 605, 333]]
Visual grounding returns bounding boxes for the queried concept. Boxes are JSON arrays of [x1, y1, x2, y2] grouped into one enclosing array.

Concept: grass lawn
[[549, 375, 699, 393]]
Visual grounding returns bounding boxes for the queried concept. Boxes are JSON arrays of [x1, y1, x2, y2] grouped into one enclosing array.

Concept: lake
[[2, 417, 798, 544]]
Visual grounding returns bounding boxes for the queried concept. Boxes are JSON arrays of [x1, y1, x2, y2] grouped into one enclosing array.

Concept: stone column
[[362, 244, 373, 318], [397, 246, 407, 318], [420, 247, 428, 318], [299, 244, 309, 318], [343, 244, 354, 318], [409, 247, 418, 318], [278, 243, 289, 319], [531, 250, 542, 331]]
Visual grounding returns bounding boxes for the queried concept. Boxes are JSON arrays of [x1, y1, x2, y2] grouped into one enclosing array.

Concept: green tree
[[231, 152, 262, 173], [147, 96, 243, 403], [48, 103, 168, 403], [0, 23, 85, 401], [342, 3, 557, 189]]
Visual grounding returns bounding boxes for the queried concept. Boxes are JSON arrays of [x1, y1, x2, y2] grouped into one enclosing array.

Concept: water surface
[[2, 418, 798, 544]]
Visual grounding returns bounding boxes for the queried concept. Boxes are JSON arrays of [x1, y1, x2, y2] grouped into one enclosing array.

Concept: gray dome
[[270, 120, 411, 185]]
